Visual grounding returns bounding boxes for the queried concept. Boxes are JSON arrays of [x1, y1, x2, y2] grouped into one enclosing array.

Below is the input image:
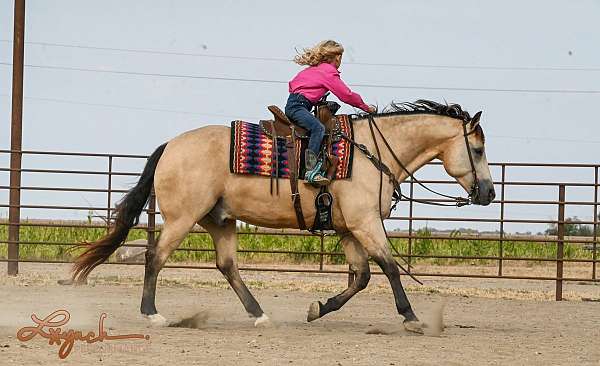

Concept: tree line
[[545, 214, 600, 236]]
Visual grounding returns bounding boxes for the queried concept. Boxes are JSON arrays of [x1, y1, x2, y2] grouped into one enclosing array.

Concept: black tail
[[72, 143, 167, 282]]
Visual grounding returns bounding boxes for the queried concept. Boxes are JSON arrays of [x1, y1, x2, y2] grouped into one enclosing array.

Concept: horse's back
[[161, 124, 230, 158], [153, 124, 231, 216], [168, 124, 230, 146]]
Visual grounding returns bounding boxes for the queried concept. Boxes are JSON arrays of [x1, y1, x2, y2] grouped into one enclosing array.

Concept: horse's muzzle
[[472, 179, 495, 206]]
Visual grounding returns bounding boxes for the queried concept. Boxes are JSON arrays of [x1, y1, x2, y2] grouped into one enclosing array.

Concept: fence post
[[407, 179, 414, 272], [498, 165, 506, 276], [593, 167, 598, 280], [319, 234, 324, 271], [147, 189, 156, 247], [555, 185, 565, 301], [106, 156, 113, 232], [7, 0, 26, 276]]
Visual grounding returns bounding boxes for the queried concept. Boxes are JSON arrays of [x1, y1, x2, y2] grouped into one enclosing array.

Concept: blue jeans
[[285, 93, 324, 154]]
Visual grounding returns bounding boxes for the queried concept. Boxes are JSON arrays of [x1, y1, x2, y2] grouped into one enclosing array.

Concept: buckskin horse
[[71, 99, 495, 333]]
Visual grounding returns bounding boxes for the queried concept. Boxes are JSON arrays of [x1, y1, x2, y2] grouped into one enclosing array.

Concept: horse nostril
[[489, 188, 496, 201]]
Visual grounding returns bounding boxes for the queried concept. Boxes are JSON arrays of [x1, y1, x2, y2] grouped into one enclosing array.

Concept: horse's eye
[[473, 148, 484, 156]]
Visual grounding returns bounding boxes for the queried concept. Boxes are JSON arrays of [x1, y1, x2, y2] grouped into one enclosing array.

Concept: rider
[[286, 40, 376, 185]]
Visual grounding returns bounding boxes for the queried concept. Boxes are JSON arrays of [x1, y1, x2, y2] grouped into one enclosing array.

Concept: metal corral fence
[[0, 149, 598, 301]]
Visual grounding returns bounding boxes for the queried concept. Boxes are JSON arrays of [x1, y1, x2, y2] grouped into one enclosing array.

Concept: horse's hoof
[[145, 313, 168, 327], [403, 320, 425, 334], [254, 314, 271, 328], [307, 302, 321, 322]]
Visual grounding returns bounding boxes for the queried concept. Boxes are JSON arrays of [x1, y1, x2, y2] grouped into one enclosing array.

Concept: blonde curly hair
[[294, 40, 344, 66]]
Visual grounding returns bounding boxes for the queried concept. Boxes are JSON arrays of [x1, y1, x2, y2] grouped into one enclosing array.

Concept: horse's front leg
[[350, 216, 422, 333], [307, 233, 371, 322]]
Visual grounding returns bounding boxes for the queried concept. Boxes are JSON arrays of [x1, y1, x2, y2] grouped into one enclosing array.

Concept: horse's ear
[[470, 111, 482, 129]]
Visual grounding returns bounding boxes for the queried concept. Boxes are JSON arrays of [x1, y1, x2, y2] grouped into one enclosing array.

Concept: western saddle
[[260, 104, 339, 140], [259, 101, 341, 231]]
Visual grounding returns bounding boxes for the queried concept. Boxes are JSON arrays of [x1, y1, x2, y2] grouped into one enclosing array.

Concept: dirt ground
[[0, 263, 599, 366]]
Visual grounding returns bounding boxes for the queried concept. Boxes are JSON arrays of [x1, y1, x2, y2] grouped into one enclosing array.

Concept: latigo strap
[[287, 126, 307, 230]]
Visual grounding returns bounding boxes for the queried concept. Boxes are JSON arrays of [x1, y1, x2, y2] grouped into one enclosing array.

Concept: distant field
[[0, 221, 595, 265]]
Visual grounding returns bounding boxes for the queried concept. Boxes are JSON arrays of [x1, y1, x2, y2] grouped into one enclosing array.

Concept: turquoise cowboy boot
[[304, 150, 330, 186]]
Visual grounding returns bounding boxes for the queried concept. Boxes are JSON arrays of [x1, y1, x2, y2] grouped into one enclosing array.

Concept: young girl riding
[[286, 40, 376, 185]]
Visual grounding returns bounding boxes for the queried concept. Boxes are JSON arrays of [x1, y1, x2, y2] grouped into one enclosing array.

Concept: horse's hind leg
[[141, 217, 196, 326], [307, 234, 371, 322], [200, 217, 269, 326]]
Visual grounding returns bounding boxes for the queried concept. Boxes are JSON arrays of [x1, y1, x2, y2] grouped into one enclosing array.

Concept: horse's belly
[[222, 179, 304, 229], [222, 177, 352, 232]]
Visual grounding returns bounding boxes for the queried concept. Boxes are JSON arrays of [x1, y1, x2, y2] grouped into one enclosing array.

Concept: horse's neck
[[353, 114, 459, 181]]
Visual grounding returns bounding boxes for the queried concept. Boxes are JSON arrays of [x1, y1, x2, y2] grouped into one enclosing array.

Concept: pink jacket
[[288, 62, 370, 112]]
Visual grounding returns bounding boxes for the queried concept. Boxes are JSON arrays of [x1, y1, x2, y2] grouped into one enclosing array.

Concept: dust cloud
[[168, 311, 210, 329], [422, 301, 445, 337]]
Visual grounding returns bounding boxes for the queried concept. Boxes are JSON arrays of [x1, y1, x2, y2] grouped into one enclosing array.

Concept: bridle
[[339, 114, 481, 285], [461, 118, 480, 205]]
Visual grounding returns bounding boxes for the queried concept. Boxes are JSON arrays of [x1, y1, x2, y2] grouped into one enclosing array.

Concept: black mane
[[353, 99, 473, 122]]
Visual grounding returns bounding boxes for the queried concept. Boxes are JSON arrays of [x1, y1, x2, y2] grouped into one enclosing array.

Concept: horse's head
[[437, 111, 495, 206]]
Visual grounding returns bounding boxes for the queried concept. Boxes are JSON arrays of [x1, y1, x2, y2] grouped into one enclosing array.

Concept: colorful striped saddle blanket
[[229, 115, 354, 180]]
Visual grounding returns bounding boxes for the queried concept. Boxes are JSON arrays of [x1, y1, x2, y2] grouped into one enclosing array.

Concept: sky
[[1, 0, 599, 233]]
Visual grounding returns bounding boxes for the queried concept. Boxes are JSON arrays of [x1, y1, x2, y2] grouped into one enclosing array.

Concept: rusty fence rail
[[0, 149, 598, 300]]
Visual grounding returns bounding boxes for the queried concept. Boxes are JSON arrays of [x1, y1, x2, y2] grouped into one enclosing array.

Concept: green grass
[[0, 222, 341, 264], [0, 223, 594, 265], [388, 229, 593, 265]]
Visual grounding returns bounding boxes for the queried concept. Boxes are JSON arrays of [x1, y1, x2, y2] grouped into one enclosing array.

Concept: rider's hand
[[367, 105, 377, 114]]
